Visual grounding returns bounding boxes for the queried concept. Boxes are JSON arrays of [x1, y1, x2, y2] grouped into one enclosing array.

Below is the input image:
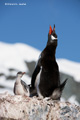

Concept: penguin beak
[[22, 72, 26, 75]]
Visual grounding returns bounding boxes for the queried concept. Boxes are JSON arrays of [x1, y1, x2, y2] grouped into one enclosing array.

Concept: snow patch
[[0, 42, 40, 72], [57, 59, 80, 82]]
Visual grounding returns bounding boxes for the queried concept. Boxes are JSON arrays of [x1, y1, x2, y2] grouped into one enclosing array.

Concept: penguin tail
[[59, 78, 68, 91]]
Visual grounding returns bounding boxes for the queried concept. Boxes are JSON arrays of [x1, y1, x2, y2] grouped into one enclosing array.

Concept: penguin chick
[[14, 71, 29, 96]]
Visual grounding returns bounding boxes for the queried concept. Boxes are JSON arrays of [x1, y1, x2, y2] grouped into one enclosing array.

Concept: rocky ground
[[0, 92, 80, 120]]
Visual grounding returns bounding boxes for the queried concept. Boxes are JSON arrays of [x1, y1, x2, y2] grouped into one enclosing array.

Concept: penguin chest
[[15, 83, 25, 95], [35, 68, 43, 98], [35, 71, 41, 88]]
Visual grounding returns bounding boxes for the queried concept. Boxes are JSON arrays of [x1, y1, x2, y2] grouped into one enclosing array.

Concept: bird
[[30, 25, 67, 100], [14, 71, 29, 96]]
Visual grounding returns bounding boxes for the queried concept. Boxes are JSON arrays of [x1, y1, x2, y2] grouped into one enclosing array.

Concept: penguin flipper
[[21, 80, 29, 92], [51, 79, 68, 100]]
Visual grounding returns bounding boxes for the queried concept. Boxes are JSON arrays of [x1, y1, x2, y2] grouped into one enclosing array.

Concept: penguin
[[30, 25, 67, 100], [14, 71, 29, 96]]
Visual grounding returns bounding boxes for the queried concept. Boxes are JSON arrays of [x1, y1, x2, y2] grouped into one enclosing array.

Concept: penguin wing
[[31, 57, 41, 88], [21, 80, 29, 92]]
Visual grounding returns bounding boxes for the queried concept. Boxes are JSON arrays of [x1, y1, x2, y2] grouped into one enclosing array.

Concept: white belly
[[35, 68, 43, 98], [35, 71, 41, 88], [15, 83, 25, 95]]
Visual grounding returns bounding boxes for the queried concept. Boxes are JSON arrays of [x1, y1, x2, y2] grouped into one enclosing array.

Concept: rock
[[0, 92, 80, 120], [25, 61, 36, 77]]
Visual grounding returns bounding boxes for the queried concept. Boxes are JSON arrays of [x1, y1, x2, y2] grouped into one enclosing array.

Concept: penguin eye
[[17, 71, 22, 74]]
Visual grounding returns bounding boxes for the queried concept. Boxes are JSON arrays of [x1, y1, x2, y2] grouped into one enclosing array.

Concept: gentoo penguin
[[30, 25, 67, 100], [14, 71, 29, 96]]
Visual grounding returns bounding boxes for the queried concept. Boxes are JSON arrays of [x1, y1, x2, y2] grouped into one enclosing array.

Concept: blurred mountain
[[0, 42, 80, 105]]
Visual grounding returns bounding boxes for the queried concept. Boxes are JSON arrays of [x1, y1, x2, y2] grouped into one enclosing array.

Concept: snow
[[0, 42, 40, 72], [61, 97, 80, 106], [68, 96, 79, 106], [0, 88, 12, 94], [57, 59, 80, 82]]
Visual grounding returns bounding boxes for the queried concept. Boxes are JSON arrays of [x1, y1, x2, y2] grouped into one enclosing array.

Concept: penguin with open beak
[[30, 25, 67, 100], [14, 71, 29, 96]]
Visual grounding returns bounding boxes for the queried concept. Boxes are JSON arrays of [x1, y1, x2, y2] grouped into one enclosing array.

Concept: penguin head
[[17, 71, 25, 78], [47, 25, 58, 46]]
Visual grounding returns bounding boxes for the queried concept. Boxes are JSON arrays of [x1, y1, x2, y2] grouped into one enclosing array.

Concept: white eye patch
[[51, 35, 57, 40]]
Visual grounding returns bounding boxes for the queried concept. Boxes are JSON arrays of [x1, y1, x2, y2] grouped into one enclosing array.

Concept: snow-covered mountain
[[0, 42, 80, 105]]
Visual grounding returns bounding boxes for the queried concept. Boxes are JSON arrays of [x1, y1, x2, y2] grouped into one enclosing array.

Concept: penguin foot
[[43, 97, 51, 101], [37, 96, 44, 100]]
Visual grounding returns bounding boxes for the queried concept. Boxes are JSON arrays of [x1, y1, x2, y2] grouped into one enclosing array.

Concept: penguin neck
[[16, 76, 21, 84], [45, 44, 56, 59]]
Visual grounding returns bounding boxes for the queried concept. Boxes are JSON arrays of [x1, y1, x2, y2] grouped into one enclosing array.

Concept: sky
[[0, 0, 80, 62]]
